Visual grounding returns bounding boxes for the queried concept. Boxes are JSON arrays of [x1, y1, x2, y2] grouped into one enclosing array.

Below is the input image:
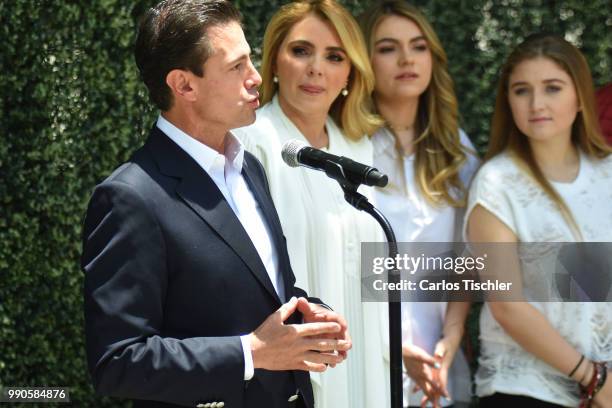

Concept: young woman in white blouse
[[360, 2, 479, 407], [234, 1, 389, 407], [465, 33, 612, 407]]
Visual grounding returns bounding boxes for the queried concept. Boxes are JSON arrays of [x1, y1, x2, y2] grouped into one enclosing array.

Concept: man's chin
[[234, 112, 257, 129]]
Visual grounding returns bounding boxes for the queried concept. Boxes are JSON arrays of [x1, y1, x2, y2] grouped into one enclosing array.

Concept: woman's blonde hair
[[360, 1, 471, 207], [488, 33, 611, 238], [260, 0, 382, 139]]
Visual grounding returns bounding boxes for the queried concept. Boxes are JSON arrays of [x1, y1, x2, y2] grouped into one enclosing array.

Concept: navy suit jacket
[[82, 126, 315, 407]]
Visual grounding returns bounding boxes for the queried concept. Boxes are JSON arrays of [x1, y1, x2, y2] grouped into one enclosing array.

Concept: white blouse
[[372, 127, 480, 407], [464, 151, 612, 406], [233, 95, 389, 408]]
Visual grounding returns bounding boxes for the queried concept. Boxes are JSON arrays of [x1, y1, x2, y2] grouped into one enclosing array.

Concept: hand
[[419, 338, 458, 407], [296, 297, 352, 364], [593, 368, 612, 408], [402, 343, 445, 405], [249, 297, 351, 372]]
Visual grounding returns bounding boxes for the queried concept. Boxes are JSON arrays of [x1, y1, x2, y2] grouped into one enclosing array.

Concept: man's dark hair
[[135, 0, 241, 111]]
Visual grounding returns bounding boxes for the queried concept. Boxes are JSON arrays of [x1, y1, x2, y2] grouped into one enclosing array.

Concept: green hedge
[[1, 1, 609, 406]]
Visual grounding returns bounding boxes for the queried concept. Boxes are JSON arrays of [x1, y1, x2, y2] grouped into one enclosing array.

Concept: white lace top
[[464, 151, 612, 406]]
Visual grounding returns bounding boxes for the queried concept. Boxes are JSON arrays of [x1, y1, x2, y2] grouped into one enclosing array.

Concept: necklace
[[387, 122, 412, 132], [307, 126, 329, 149]]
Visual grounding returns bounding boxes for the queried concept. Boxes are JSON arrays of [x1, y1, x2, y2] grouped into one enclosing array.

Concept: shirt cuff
[[240, 334, 254, 381]]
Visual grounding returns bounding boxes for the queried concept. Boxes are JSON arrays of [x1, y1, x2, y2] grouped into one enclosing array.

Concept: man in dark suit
[[81, 1, 351, 407]]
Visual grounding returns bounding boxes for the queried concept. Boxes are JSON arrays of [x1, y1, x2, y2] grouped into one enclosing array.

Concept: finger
[[278, 296, 299, 322], [305, 338, 351, 352], [428, 362, 444, 396], [338, 331, 353, 359], [303, 350, 344, 366], [422, 394, 442, 408], [301, 360, 328, 372], [421, 380, 439, 400], [440, 382, 450, 399], [338, 325, 351, 343], [424, 371, 444, 396], [405, 365, 429, 386], [323, 311, 348, 330], [404, 345, 437, 366], [297, 301, 349, 330], [423, 385, 435, 400], [296, 297, 327, 319], [294, 321, 341, 337], [412, 377, 431, 396], [433, 381, 445, 396], [412, 383, 421, 393], [296, 297, 312, 313], [433, 341, 447, 360], [438, 370, 450, 398], [337, 331, 352, 351]]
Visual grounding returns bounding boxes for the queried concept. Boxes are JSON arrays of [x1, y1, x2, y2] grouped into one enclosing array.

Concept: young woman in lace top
[[465, 33, 612, 407]]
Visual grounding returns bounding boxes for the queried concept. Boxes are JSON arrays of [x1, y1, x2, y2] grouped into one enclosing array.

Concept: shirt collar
[[156, 114, 245, 175], [372, 126, 399, 159]]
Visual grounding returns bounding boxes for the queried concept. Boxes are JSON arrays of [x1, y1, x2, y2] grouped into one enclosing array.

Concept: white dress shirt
[[372, 126, 480, 407], [157, 115, 283, 381]]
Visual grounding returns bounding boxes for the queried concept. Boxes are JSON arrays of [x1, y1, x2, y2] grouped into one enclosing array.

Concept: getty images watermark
[[361, 242, 612, 302]]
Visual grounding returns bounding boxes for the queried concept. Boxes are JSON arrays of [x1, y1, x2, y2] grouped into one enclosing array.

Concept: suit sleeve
[[82, 180, 245, 407]]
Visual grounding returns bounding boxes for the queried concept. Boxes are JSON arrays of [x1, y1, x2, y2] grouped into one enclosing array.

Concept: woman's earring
[[273, 75, 279, 83], [341, 88, 348, 96]]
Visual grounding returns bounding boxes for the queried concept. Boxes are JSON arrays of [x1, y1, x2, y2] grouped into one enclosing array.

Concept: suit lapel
[[242, 156, 295, 302], [146, 127, 281, 304]]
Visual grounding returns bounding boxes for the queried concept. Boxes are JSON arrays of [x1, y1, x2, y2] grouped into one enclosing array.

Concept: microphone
[[281, 139, 388, 188]]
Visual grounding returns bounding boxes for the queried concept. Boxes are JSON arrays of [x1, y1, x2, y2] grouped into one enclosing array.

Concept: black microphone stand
[[323, 162, 403, 408]]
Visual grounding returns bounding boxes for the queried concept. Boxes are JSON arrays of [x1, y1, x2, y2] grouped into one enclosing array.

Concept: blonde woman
[[360, 2, 479, 407], [233, 1, 388, 407], [466, 33, 612, 407]]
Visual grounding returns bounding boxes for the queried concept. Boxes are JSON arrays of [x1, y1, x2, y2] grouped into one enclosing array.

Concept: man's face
[[193, 22, 262, 131]]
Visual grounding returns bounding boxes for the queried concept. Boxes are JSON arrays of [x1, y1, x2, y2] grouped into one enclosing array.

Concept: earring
[[341, 88, 348, 96], [273, 75, 279, 83]]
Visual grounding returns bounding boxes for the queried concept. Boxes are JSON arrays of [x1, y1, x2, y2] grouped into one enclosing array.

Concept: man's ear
[[166, 69, 197, 102]]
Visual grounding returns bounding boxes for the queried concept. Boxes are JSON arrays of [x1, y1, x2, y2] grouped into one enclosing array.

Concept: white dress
[[464, 151, 612, 406], [372, 127, 480, 407], [233, 95, 390, 408]]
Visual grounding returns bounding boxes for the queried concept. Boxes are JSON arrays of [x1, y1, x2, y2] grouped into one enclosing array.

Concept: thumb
[[278, 296, 298, 322], [434, 341, 447, 360]]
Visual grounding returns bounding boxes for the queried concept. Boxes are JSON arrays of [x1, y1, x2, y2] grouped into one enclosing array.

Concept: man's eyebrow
[[226, 46, 251, 67]]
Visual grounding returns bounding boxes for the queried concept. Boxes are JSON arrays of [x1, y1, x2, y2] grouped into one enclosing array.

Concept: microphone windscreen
[[281, 139, 307, 168]]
